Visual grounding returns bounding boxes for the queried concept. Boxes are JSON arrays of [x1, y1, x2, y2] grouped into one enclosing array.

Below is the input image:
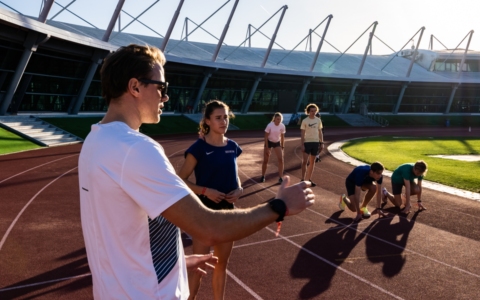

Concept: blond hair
[[271, 112, 283, 123]]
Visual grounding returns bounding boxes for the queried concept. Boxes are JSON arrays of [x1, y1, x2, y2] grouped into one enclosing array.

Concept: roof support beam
[[310, 14, 332, 72], [295, 77, 314, 112], [242, 73, 266, 113], [193, 69, 216, 113], [38, 0, 56, 22], [393, 82, 409, 114], [343, 80, 360, 114], [445, 83, 460, 114], [406, 26, 425, 77], [457, 30, 474, 78], [261, 5, 288, 68], [70, 50, 104, 115], [103, 0, 125, 42], [0, 31, 40, 115], [160, 0, 185, 52], [9, 74, 32, 114], [357, 22, 377, 75], [212, 0, 239, 62]]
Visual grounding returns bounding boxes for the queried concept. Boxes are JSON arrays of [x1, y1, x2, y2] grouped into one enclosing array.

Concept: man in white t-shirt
[[78, 44, 315, 299], [300, 104, 324, 187]]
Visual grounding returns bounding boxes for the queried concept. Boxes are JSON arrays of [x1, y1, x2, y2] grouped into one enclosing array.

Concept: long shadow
[[364, 209, 420, 277], [290, 209, 420, 299], [290, 211, 366, 299], [0, 249, 91, 299]]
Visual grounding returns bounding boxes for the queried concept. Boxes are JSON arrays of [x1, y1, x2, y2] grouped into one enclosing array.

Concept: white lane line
[[0, 154, 78, 185], [0, 167, 78, 252], [0, 273, 91, 292], [265, 227, 404, 300], [226, 270, 263, 300], [306, 208, 480, 279], [237, 168, 405, 299]]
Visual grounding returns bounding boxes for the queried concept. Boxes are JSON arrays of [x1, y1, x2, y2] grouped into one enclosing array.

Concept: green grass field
[[342, 136, 480, 193], [381, 115, 480, 127], [0, 127, 42, 155]]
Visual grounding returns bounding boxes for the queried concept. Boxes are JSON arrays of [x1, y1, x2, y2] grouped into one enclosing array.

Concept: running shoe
[[260, 176, 265, 182], [361, 207, 371, 217], [309, 180, 317, 187], [382, 187, 388, 196], [339, 194, 346, 211], [381, 187, 388, 203], [315, 156, 321, 163], [278, 177, 283, 184]]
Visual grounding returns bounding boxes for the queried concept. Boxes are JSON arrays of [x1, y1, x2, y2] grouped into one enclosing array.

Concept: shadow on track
[[290, 210, 419, 299]]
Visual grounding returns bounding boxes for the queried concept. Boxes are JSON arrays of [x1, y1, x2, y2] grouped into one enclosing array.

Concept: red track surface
[[1, 127, 480, 299]]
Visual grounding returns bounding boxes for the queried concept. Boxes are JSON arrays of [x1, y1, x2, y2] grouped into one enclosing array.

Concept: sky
[[2, 0, 479, 55]]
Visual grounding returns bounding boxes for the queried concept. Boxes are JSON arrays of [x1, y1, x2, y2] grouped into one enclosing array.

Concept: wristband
[[201, 187, 207, 195], [417, 200, 422, 203], [269, 199, 287, 222]]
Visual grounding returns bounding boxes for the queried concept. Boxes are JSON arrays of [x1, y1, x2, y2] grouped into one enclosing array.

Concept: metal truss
[[181, 18, 227, 45], [429, 35, 449, 50], [110, 0, 162, 40], [380, 27, 425, 72], [167, 0, 232, 54]]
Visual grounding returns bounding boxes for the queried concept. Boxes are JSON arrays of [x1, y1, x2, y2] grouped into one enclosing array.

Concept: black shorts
[[304, 142, 320, 156], [392, 182, 404, 195], [265, 141, 281, 148], [197, 194, 234, 210], [345, 180, 367, 196]]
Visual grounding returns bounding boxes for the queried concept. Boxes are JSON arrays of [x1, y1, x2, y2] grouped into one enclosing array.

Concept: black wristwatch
[[269, 199, 287, 222]]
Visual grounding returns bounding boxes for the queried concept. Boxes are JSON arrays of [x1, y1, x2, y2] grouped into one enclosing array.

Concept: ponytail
[[199, 100, 233, 135]]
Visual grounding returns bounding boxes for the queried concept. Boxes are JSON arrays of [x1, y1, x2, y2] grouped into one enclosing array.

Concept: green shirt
[[391, 163, 424, 184]]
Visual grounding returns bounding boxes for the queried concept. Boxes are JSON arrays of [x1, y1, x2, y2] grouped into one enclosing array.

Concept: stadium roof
[[2, 6, 480, 84]]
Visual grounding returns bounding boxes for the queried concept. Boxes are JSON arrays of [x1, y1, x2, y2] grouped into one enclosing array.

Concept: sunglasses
[[137, 79, 168, 96]]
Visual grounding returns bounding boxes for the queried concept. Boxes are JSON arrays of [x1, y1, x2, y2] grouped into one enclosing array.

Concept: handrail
[[366, 112, 389, 127]]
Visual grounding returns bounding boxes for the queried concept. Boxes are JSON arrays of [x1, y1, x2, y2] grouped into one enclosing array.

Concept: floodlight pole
[[103, 0, 125, 42], [212, 0, 239, 62], [38, 0, 55, 23], [160, 0, 185, 51], [357, 22, 377, 75], [310, 14, 332, 72], [261, 5, 288, 68], [457, 30, 474, 78], [406, 26, 425, 77]]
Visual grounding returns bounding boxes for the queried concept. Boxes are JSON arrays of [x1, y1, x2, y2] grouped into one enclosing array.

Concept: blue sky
[[2, 0, 479, 54]]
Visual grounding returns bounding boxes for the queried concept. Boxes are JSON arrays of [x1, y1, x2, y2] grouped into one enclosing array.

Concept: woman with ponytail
[[178, 100, 243, 300]]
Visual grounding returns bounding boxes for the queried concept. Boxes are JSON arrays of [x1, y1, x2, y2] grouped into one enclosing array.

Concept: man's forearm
[[163, 193, 279, 246]]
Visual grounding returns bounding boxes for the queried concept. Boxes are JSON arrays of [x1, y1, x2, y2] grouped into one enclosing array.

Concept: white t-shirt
[[265, 122, 286, 143], [78, 122, 191, 299]]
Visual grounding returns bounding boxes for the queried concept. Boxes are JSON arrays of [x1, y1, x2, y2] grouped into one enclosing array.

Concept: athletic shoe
[[260, 176, 265, 182], [381, 187, 388, 203], [278, 177, 283, 184], [315, 156, 321, 163], [361, 207, 371, 217], [382, 187, 388, 196], [339, 195, 346, 211], [309, 180, 317, 187]]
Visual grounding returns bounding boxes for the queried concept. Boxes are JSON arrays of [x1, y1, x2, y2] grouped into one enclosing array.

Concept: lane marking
[[265, 227, 405, 300], [0, 154, 78, 185], [237, 168, 404, 299], [0, 273, 91, 292], [336, 253, 409, 262], [226, 270, 263, 300], [307, 208, 480, 279], [0, 167, 78, 252]]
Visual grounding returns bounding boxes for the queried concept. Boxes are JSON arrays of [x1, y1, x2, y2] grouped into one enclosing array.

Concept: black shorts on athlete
[[265, 140, 281, 148], [197, 194, 234, 210], [304, 142, 320, 156]]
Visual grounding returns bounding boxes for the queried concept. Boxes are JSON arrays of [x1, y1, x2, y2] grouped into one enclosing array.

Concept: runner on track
[[382, 160, 428, 213], [178, 100, 243, 300], [339, 162, 388, 222], [78, 44, 315, 299], [314, 111, 323, 163], [261, 112, 286, 184], [300, 104, 324, 187]]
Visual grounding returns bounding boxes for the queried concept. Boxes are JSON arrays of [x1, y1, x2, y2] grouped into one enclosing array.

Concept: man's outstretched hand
[[275, 176, 315, 216], [185, 253, 218, 276]]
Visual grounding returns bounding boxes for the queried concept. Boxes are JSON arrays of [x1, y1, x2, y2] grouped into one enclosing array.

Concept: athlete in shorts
[[300, 104, 324, 187], [179, 100, 243, 300], [382, 160, 428, 213], [314, 111, 323, 163], [339, 162, 387, 222], [261, 112, 286, 184]]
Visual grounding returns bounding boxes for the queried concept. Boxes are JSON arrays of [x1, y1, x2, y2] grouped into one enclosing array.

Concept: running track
[[1, 127, 480, 299]]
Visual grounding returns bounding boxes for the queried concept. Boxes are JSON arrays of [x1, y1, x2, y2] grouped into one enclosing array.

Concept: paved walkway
[[328, 138, 480, 201]]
